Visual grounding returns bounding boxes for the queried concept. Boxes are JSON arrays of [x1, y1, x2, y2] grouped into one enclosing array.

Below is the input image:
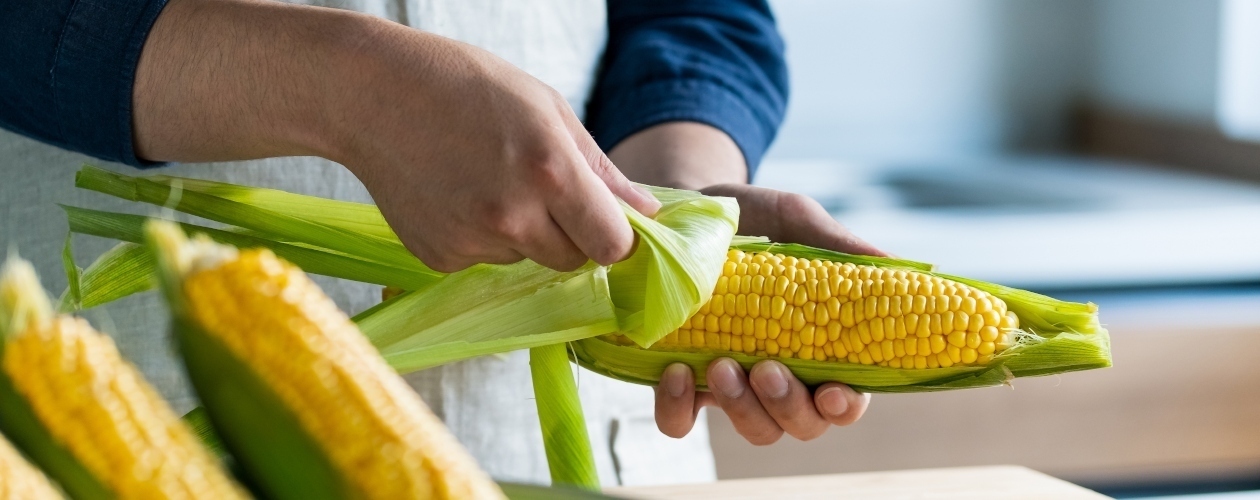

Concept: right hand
[[326, 20, 660, 273], [133, 0, 659, 273]]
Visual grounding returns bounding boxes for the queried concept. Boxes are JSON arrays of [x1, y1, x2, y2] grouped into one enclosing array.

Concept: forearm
[[607, 122, 748, 190], [135, 0, 337, 161]]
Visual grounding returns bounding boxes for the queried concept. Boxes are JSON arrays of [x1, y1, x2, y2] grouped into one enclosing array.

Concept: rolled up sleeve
[[0, 0, 169, 167], [587, 0, 789, 176]]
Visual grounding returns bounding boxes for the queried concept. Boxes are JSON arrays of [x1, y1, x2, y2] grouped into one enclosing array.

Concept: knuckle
[[779, 192, 822, 216], [588, 237, 631, 265], [473, 201, 525, 243], [522, 150, 568, 191]]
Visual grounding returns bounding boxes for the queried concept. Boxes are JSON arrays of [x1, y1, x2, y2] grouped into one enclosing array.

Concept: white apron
[[0, 0, 715, 487]]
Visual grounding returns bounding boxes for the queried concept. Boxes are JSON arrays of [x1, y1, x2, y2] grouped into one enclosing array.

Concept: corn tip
[[0, 255, 53, 337]]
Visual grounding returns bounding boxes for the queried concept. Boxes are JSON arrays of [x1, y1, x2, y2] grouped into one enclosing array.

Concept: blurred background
[[714, 0, 1260, 498]]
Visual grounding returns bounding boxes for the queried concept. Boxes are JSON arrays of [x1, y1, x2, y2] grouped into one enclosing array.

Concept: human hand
[[655, 184, 878, 444], [609, 122, 877, 444], [133, 0, 659, 273]]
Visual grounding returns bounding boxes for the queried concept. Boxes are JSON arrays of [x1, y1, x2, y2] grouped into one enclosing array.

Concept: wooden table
[[608, 465, 1110, 499]]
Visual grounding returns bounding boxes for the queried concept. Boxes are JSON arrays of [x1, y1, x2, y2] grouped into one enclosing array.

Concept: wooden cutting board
[[607, 465, 1110, 499]]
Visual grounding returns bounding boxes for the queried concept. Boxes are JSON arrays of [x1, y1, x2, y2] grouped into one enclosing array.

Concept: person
[[0, 0, 876, 486]]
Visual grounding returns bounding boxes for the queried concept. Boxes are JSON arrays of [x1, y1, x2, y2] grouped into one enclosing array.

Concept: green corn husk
[[530, 343, 598, 490]]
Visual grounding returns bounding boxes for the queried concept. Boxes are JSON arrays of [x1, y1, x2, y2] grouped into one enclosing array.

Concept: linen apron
[[0, 0, 716, 487]]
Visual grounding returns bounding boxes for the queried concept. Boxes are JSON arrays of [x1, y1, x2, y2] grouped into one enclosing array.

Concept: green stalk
[[529, 344, 599, 490]]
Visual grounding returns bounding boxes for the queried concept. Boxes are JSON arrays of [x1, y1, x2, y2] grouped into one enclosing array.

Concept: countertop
[[609, 465, 1110, 499]]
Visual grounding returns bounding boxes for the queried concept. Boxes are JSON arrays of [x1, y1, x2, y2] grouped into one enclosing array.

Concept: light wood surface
[[608, 465, 1109, 499]]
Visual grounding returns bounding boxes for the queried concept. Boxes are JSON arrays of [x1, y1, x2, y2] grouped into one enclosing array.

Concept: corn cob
[[0, 432, 63, 500], [604, 249, 1018, 369], [147, 221, 504, 500], [0, 257, 245, 500]]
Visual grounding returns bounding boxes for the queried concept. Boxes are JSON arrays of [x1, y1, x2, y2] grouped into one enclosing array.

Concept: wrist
[[608, 122, 748, 190]]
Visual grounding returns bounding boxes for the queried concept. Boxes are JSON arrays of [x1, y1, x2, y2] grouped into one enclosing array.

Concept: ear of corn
[[0, 424, 64, 499], [574, 243, 1109, 392], [146, 221, 505, 500], [0, 257, 246, 499]]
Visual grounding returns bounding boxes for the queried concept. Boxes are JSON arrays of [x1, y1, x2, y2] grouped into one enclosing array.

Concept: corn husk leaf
[[359, 263, 619, 372], [58, 241, 153, 312], [530, 343, 598, 489], [76, 166, 436, 274], [63, 205, 439, 292]]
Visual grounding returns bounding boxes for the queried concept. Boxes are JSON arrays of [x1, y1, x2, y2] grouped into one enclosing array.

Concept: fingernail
[[709, 359, 745, 399], [818, 388, 849, 417], [754, 362, 790, 399], [663, 363, 689, 398], [633, 184, 661, 211]]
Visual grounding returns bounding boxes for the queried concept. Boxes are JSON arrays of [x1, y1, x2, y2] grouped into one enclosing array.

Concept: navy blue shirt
[[0, 0, 786, 177]]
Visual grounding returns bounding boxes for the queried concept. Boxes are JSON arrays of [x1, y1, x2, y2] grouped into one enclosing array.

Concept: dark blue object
[[588, 0, 788, 176], [0, 0, 170, 167], [0, 0, 787, 175]]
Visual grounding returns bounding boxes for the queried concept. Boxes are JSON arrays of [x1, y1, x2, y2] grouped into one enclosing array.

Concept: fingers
[[545, 147, 638, 266], [660, 358, 871, 445], [655, 363, 701, 438], [747, 361, 830, 441], [565, 110, 661, 218], [773, 190, 887, 257], [814, 383, 870, 427], [701, 184, 888, 257], [511, 212, 589, 272], [705, 358, 783, 445]]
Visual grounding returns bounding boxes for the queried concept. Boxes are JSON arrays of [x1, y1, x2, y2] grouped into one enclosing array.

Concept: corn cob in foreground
[[146, 221, 504, 500], [0, 257, 246, 499], [0, 432, 63, 500]]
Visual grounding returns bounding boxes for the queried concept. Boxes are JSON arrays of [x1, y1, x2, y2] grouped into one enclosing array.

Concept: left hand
[[608, 122, 878, 444], [654, 183, 876, 444]]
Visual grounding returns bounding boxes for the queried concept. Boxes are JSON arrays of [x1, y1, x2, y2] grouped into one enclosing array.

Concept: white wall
[[762, 0, 1228, 167], [765, 0, 1091, 164], [1087, 0, 1222, 123]]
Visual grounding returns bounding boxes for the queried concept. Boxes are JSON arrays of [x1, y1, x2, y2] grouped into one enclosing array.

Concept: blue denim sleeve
[[587, 0, 788, 176], [0, 0, 169, 167]]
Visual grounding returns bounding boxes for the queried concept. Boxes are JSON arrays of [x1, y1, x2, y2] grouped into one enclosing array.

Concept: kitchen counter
[[610, 465, 1109, 499]]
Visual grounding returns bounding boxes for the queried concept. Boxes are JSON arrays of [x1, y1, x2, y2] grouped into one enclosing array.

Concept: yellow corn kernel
[[0, 432, 63, 500], [619, 251, 1015, 369], [182, 248, 503, 500], [0, 258, 245, 500]]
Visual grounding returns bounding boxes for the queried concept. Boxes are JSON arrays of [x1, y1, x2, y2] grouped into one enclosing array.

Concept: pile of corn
[[604, 249, 1018, 369], [0, 222, 505, 499], [0, 257, 246, 499]]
